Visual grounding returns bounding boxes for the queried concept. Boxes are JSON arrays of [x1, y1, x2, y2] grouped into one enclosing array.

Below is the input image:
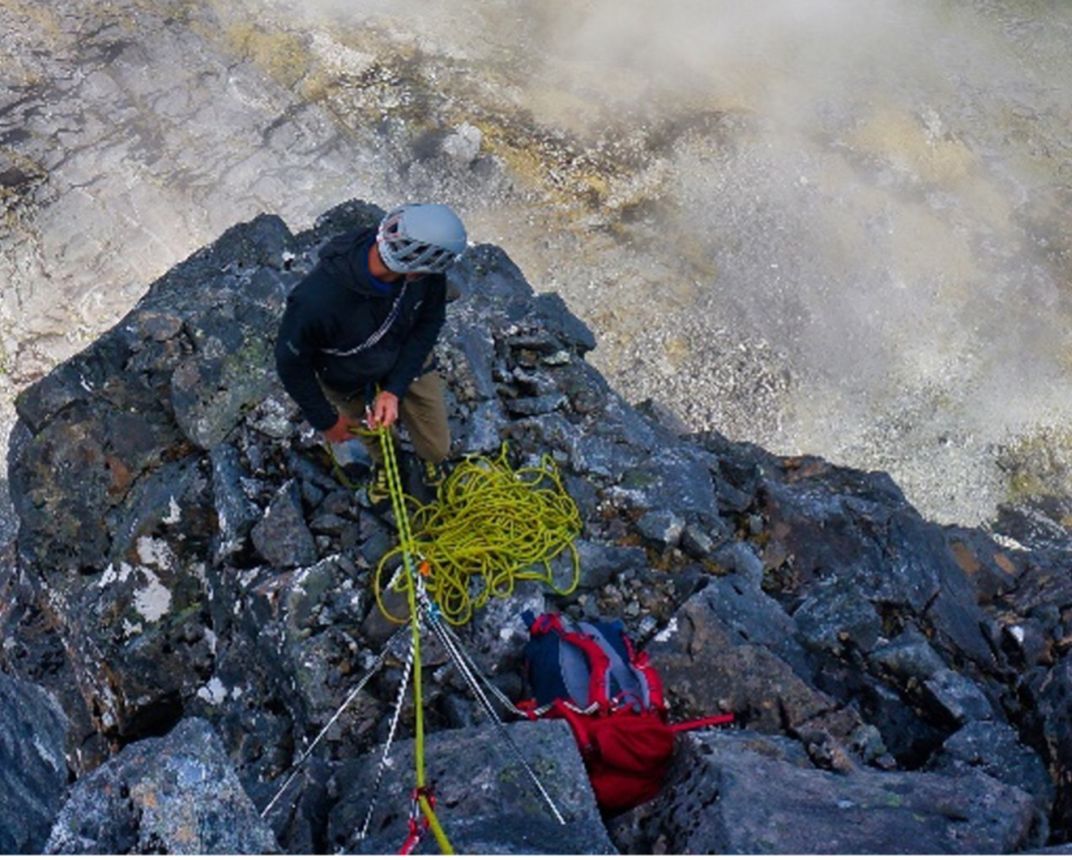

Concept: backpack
[[517, 611, 733, 813]]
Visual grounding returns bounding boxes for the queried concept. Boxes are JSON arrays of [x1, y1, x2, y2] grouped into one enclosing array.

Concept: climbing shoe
[[366, 466, 391, 511]]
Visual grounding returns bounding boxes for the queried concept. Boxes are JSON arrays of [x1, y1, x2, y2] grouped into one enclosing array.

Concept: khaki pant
[[323, 371, 451, 465]]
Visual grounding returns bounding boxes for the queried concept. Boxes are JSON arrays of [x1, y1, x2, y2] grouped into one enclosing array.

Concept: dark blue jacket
[[274, 228, 447, 431]]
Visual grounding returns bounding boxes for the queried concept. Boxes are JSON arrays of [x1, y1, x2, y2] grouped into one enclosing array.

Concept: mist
[[4, 0, 1070, 528], [268, 0, 1071, 524]]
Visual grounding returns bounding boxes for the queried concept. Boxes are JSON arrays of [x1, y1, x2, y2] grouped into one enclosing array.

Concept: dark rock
[[505, 393, 567, 416], [464, 244, 536, 301], [232, 558, 371, 737], [922, 669, 995, 725], [45, 717, 278, 854], [598, 396, 666, 452], [710, 540, 765, 587], [680, 522, 716, 557], [0, 673, 68, 853], [286, 449, 339, 493], [10, 394, 185, 575], [251, 480, 317, 568], [924, 553, 1001, 674], [1031, 653, 1072, 839], [246, 394, 299, 439], [648, 581, 863, 742], [553, 361, 610, 415], [446, 325, 497, 402], [569, 434, 635, 479], [930, 720, 1053, 844], [690, 575, 810, 677], [868, 627, 949, 681], [1007, 560, 1072, 624], [856, 679, 946, 766], [1001, 617, 1053, 669], [328, 721, 613, 854], [308, 512, 352, 536], [211, 443, 259, 562], [166, 247, 291, 448], [634, 398, 691, 436], [562, 474, 600, 523], [942, 528, 1019, 602], [463, 400, 508, 453], [7, 196, 1072, 855], [793, 578, 884, 656], [609, 729, 1035, 854], [529, 291, 597, 355], [510, 367, 559, 396], [635, 510, 685, 548], [606, 447, 717, 515], [550, 539, 647, 592], [463, 582, 547, 673]]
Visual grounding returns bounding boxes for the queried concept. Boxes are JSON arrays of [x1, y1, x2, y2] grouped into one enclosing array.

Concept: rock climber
[[274, 203, 467, 505]]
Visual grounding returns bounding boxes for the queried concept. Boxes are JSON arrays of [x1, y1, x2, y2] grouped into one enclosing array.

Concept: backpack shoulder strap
[[577, 621, 649, 711]]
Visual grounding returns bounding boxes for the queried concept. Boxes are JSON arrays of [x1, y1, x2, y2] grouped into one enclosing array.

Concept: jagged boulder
[[1029, 653, 1072, 838], [45, 717, 278, 854], [648, 576, 874, 761], [0, 673, 69, 853], [930, 720, 1054, 842], [610, 730, 1036, 854], [7, 214, 305, 757], [326, 720, 614, 854]]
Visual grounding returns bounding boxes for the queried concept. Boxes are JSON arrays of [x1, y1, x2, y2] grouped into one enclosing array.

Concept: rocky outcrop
[[609, 730, 1035, 853], [3, 199, 1072, 851], [0, 673, 69, 853], [327, 721, 614, 854], [45, 717, 278, 854]]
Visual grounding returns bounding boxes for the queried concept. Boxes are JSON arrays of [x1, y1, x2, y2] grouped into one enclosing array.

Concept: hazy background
[[1, 0, 1070, 534]]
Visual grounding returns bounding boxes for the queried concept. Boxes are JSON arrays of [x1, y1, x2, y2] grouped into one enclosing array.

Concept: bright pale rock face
[[2, 1, 1071, 534]]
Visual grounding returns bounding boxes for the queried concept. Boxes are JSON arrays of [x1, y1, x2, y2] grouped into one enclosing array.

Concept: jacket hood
[[318, 227, 383, 297]]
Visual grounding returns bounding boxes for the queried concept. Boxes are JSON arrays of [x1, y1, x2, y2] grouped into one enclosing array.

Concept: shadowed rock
[[327, 720, 614, 854], [610, 730, 1036, 854], [45, 717, 278, 854], [0, 673, 69, 853]]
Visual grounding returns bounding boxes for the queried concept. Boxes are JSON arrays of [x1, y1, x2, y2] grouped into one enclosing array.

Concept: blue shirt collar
[[361, 237, 400, 295]]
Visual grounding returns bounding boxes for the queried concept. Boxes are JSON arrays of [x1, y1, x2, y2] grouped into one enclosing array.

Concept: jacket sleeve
[[274, 294, 339, 432], [382, 277, 447, 399]]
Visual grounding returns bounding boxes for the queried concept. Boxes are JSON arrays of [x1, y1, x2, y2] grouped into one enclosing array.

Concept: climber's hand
[[369, 390, 399, 429]]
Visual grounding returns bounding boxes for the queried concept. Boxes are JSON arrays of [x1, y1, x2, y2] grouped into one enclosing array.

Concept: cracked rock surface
[[2, 198, 1072, 851]]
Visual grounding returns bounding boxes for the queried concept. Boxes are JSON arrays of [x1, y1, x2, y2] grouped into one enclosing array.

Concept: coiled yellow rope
[[335, 422, 578, 852], [373, 444, 582, 627]]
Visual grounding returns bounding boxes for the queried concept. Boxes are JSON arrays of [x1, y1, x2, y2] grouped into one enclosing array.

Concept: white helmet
[[376, 203, 467, 274]]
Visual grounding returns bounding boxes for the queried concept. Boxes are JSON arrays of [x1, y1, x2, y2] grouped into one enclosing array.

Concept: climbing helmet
[[376, 203, 467, 274]]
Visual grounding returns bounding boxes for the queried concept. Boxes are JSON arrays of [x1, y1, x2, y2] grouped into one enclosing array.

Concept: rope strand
[[374, 444, 582, 626]]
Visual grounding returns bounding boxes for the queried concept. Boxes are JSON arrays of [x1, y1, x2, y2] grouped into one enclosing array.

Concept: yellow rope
[[373, 444, 582, 627], [373, 424, 455, 856], [346, 421, 581, 853]]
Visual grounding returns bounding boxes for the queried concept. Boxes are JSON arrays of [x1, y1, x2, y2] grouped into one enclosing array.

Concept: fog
[[3, 0, 1070, 529], [266, 0, 1072, 525]]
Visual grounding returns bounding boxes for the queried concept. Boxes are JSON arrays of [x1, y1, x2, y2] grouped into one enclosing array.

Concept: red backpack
[[517, 612, 733, 813]]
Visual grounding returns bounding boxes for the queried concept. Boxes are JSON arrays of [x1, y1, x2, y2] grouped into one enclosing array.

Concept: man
[[275, 203, 467, 505]]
